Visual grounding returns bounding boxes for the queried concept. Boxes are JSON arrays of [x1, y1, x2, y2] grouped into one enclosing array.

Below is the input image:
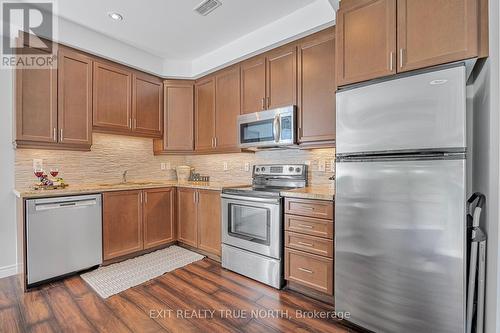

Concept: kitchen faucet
[[122, 170, 128, 183]]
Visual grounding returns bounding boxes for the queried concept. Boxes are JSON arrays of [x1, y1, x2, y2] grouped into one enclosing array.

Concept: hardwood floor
[[0, 258, 359, 332]]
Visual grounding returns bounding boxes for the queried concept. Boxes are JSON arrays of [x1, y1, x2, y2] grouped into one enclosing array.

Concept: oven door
[[221, 194, 282, 259]]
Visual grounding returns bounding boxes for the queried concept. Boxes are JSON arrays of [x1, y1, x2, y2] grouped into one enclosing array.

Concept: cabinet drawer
[[284, 198, 333, 219], [285, 214, 333, 239], [285, 232, 333, 258], [285, 248, 333, 295]]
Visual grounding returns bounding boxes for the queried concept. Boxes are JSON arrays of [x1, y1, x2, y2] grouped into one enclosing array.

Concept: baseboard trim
[[0, 263, 19, 279]]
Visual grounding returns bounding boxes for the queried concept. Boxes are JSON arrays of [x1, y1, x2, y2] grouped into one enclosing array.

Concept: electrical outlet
[[244, 163, 250, 172], [330, 159, 335, 172], [223, 162, 228, 171], [161, 163, 166, 170], [33, 159, 43, 171], [319, 160, 326, 172], [166, 162, 171, 170]]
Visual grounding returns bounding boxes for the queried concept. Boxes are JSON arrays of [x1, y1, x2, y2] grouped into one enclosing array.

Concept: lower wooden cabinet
[[177, 188, 221, 256], [285, 248, 333, 295], [103, 188, 175, 261]]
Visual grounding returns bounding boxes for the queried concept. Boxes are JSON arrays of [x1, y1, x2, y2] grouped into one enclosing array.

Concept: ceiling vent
[[194, 0, 222, 16]]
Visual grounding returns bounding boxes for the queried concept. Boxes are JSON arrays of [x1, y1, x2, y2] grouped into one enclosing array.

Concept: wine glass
[[34, 168, 44, 179], [50, 168, 59, 178]]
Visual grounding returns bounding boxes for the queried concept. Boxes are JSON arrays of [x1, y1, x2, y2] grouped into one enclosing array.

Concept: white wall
[[0, 68, 17, 278], [471, 0, 500, 331]]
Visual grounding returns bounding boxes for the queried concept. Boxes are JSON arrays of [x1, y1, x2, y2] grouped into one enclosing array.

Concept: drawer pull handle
[[298, 241, 314, 247], [298, 267, 313, 274], [298, 224, 313, 229], [300, 206, 314, 210]]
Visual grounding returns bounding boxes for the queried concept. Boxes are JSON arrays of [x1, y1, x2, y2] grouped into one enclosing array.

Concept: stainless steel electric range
[[221, 164, 307, 288]]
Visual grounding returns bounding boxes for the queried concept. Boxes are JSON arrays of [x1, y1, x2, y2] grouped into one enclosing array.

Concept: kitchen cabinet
[[240, 46, 297, 114], [177, 187, 198, 247], [214, 66, 241, 151], [154, 80, 194, 153], [15, 42, 92, 150], [336, 0, 488, 86], [57, 46, 93, 147], [103, 190, 143, 260], [143, 188, 175, 249], [132, 72, 163, 137], [240, 56, 266, 114], [336, 0, 397, 86], [297, 28, 336, 145], [195, 66, 241, 153], [103, 188, 175, 261], [195, 76, 216, 152], [93, 61, 162, 137], [93, 61, 132, 132], [284, 197, 334, 299], [177, 188, 221, 257]]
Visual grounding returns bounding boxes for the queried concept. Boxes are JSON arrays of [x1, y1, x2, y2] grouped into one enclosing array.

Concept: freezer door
[[335, 159, 466, 333], [336, 66, 466, 155]]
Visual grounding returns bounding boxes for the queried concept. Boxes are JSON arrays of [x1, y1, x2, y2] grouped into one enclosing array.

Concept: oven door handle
[[221, 194, 280, 204]]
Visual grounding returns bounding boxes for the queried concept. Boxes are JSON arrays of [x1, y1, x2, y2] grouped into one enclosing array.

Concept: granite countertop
[[13, 180, 250, 199], [280, 186, 335, 201]]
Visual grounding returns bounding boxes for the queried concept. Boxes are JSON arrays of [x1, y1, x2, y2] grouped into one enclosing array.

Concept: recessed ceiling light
[[108, 12, 123, 21]]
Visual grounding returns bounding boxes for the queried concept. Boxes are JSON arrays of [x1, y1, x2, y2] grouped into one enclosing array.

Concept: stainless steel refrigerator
[[335, 65, 468, 333]]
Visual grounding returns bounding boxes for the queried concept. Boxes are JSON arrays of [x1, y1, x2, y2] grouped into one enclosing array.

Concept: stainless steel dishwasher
[[26, 194, 102, 286]]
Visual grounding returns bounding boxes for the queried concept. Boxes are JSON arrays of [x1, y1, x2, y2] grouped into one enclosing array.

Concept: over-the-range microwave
[[237, 105, 297, 149]]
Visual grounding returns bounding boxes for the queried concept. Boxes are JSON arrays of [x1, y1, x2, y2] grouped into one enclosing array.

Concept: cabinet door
[[132, 72, 163, 137], [93, 61, 132, 131], [266, 45, 297, 109], [215, 66, 241, 151], [103, 191, 143, 260], [197, 190, 221, 256], [336, 0, 397, 85], [143, 188, 175, 249], [57, 47, 92, 146], [298, 29, 336, 144], [177, 188, 198, 247], [159, 80, 194, 152], [397, 0, 478, 72], [195, 77, 216, 152], [15, 47, 57, 143], [240, 56, 266, 114]]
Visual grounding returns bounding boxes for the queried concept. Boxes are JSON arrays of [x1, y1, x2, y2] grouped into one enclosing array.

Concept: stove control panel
[[253, 164, 306, 177]]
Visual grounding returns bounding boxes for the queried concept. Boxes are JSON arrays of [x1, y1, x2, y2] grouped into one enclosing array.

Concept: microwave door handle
[[273, 115, 280, 143]]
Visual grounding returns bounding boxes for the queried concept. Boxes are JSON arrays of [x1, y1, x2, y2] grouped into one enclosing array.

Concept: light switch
[[319, 160, 326, 172], [244, 163, 250, 172], [161, 163, 166, 170], [330, 159, 335, 172], [223, 162, 228, 171]]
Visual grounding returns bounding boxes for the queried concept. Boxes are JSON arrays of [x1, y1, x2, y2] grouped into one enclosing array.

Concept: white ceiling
[[53, 0, 318, 61]]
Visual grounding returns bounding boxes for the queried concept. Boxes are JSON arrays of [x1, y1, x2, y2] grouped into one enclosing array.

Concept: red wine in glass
[[50, 168, 59, 177], [34, 169, 44, 178]]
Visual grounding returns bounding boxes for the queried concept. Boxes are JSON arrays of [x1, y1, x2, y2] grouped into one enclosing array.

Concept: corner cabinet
[[15, 44, 92, 150], [103, 188, 175, 261], [336, 0, 488, 86], [93, 61, 162, 138], [154, 80, 194, 154], [177, 188, 221, 257]]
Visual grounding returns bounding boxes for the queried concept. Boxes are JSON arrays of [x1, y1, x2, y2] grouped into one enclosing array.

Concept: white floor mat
[[81, 245, 204, 298]]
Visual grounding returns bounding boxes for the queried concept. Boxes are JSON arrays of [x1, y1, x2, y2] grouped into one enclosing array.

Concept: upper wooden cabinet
[[266, 45, 298, 110], [15, 42, 92, 150], [93, 61, 132, 132], [214, 66, 241, 151], [58, 47, 93, 147], [336, 0, 488, 86], [240, 47, 297, 114], [132, 73, 163, 137], [397, 0, 480, 72], [336, 0, 397, 86], [195, 76, 216, 152], [93, 61, 162, 137], [298, 28, 336, 144], [154, 80, 194, 154], [240, 56, 266, 114]]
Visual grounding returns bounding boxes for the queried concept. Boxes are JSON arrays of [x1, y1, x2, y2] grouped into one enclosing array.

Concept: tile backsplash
[[15, 133, 335, 188]]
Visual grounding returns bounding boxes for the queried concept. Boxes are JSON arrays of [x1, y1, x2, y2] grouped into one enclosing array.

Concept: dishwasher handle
[[35, 199, 97, 211]]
